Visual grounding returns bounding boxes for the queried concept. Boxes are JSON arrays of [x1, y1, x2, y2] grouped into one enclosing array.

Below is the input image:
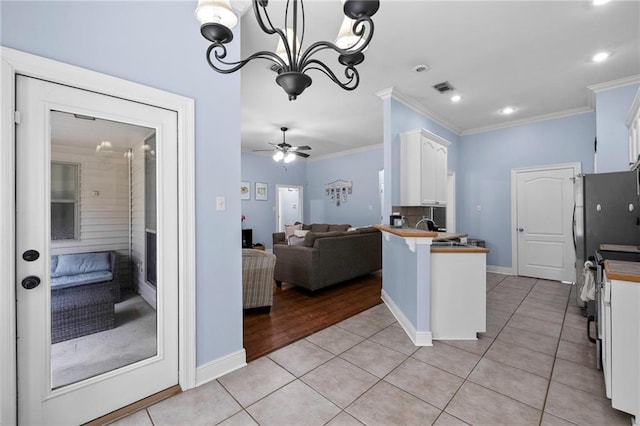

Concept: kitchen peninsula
[[373, 224, 489, 346]]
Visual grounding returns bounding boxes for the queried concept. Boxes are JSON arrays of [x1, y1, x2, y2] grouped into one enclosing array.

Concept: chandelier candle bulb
[[196, 0, 379, 100]]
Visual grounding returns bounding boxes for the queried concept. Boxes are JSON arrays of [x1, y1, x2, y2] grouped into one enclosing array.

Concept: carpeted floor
[[51, 292, 157, 389]]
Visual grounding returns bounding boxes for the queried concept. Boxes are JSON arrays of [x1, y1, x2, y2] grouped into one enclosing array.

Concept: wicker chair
[[242, 249, 276, 311]]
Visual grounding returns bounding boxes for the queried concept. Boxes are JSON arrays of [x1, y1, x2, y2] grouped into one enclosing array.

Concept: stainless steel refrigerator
[[574, 170, 640, 308]]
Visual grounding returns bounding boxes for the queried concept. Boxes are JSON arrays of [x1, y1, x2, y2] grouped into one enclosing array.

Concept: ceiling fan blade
[[294, 145, 312, 151], [293, 151, 310, 158]]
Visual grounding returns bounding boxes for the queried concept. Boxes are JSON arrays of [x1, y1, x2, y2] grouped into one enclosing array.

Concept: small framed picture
[[240, 181, 250, 200], [255, 182, 267, 201]]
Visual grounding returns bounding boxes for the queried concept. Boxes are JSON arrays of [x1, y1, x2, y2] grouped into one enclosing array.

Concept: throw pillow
[[55, 252, 111, 275], [293, 229, 309, 238], [288, 235, 305, 246], [284, 223, 302, 240]]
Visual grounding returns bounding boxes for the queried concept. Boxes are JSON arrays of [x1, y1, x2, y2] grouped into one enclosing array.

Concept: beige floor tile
[[488, 286, 530, 302], [325, 411, 365, 426], [306, 324, 365, 355], [556, 339, 597, 367], [439, 334, 494, 356], [484, 339, 555, 378], [551, 358, 605, 397], [544, 381, 631, 425], [445, 381, 541, 425], [486, 298, 520, 314], [335, 314, 389, 338], [515, 303, 565, 324], [340, 339, 407, 378], [216, 410, 258, 426], [501, 275, 538, 287], [108, 409, 152, 426], [246, 380, 340, 426], [563, 312, 587, 330], [412, 341, 480, 378], [560, 323, 596, 347], [496, 325, 559, 356], [520, 297, 568, 314], [346, 381, 441, 426], [384, 357, 463, 409], [486, 280, 501, 292], [268, 338, 333, 377], [540, 412, 578, 426], [525, 290, 570, 306], [507, 314, 562, 338], [467, 358, 549, 409], [369, 324, 419, 356], [147, 381, 241, 426], [301, 357, 378, 409], [486, 272, 507, 287], [354, 303, 397, 326], [218, 357, 295, 407], [432, 412, 470, 426], [533, 280, 572, 296]]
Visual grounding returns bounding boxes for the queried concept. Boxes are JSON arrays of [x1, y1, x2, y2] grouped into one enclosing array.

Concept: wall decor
[[240, 181, 250, 200], [325, 179, 352, 207], [255, 182, 268, 201]]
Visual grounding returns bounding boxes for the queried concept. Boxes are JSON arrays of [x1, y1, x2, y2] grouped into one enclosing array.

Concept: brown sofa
[[273, 226, 382, 292]]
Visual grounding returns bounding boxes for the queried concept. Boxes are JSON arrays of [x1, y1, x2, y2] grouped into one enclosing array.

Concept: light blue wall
[[240, 153, 306, 248], [305, 148, 384, 227], [457, 112, 596, 268], [2, 1, 243, 366], [595, 84, 640, 173], [389, 100, 459, 206]]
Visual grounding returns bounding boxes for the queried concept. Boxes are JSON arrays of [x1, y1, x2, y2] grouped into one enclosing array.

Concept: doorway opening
[[275, 185, 304, 232]]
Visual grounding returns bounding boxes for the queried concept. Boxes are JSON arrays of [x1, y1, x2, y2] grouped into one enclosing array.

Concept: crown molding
[[588, 74, 640, 94], [307, 143, 383, 162], [461, 106, 594, 136], [376, 87, 462, 135]]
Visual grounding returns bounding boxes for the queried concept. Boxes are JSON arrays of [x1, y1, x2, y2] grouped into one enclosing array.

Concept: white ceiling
[[238, 0, 640, 159]]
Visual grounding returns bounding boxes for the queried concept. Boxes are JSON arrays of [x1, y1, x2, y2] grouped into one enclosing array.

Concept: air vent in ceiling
[[433, 81, 455, 93]]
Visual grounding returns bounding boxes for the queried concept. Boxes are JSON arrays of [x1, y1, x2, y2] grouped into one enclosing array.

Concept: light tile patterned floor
[[112, 274, 633, 426]]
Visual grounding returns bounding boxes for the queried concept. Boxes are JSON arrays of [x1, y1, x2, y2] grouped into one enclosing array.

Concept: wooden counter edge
[[373, 224, 468, 240], [431, 247, 490, 254], [604, 260, 640, 283]]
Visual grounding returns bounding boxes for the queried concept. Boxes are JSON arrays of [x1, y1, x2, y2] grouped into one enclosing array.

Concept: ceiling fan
[[254, 127, 312, 162]]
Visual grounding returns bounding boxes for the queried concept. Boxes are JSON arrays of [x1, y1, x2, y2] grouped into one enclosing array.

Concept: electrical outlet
[[216, 196, 226, 211]]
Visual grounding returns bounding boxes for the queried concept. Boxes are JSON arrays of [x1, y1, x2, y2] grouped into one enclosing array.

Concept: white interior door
[[16, 75, 179, 424], [276, 185, 303, 232], [515, 165, 577, 281]]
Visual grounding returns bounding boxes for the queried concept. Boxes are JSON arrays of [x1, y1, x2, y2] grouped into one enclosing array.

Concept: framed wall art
[[255, 182, 268, 201], [240, 181, 250, 200]]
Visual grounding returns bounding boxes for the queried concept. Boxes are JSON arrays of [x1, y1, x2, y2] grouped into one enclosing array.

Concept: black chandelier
[[195, 0, 379, 100]]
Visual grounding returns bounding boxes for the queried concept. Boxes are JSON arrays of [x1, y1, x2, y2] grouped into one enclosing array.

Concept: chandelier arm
[[304, 59, 359, 91], [252, 0, 279, 35], [206, 43, 287, 74]]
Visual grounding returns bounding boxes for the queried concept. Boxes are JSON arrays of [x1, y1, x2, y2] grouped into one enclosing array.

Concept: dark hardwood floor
[[243, 271, 383, 362]]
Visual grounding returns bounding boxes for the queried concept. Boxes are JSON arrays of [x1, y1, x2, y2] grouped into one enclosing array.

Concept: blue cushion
[[51, 271, 113, 289], [51, 255, 59, 277], [54, 252, 111, 276]]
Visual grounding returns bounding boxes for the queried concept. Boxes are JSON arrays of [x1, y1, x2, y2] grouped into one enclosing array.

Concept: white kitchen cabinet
[[400, 129, 450, 206], [602, 263, 640, 419], [627, 89, 640, 168]]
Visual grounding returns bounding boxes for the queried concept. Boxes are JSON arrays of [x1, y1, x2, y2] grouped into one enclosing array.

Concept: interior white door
[[16, 75, 179, 424], [276, 185, 303, 232], [516, 166, 576, 281]]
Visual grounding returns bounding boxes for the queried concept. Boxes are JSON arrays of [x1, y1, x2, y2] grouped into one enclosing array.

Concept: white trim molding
[[195, 349, 247, 387], [381, 290, 433, 346], [0, 47, 196, 424], [486, 265, 515, 275]]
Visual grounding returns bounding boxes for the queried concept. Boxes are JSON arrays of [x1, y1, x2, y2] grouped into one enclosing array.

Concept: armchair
[[242, 249, 276, 311]]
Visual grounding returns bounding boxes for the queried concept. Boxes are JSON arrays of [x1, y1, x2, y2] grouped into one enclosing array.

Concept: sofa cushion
[[303, 231, 347, 247], [51, 271, 114, 289], [51, 255, 59, 277], [310, 224, 330, 232], [328, 224, 351, 232], [54, 252, 111, 276]]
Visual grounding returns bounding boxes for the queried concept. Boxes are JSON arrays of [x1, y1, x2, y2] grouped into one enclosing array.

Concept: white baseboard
[[487, 265, 514, 275], [381, 290, 432, 346], [195, 349, 246, 387]]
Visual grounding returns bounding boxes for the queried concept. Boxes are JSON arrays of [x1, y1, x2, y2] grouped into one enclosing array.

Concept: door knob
[[21, 276, 41, 290], [518, 228, 524, 232], [22, 249, 40, 262]]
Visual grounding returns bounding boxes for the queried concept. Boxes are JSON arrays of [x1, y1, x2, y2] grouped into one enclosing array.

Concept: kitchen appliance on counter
[[573, 171, 640, 311]]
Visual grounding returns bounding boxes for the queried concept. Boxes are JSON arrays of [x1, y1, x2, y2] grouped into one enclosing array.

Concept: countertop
[[373, 224, 466, 240], [605, 260, 640, 283], [600, 244, 640, 254]]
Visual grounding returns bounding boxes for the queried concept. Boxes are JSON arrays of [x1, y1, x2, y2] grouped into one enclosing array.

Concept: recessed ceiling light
[[413, 64, 430, 73], [451, 94, 462, 103], [592, 51, 610, 63], [593, 0, 611, 6], [500, 106, 517, 115]]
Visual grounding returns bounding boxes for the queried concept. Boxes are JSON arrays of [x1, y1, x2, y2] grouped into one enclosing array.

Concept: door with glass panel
[[16, 75, 178, 424]]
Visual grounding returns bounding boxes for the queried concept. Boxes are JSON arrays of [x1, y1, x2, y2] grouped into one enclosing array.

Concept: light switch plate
[[216, 196, 226, 211]]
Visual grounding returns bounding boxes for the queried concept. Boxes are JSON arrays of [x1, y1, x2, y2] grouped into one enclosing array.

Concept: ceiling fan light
[[195, 0, 238, 29], [284, 152, 296, 163], [273, 151, 284, 162]]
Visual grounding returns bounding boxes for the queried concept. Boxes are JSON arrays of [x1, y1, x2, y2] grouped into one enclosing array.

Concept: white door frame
[[275, 184, 304, 232], [510, 162, 581, 278], [0, 47, 196, 425], [446, 171, 456, 233]]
